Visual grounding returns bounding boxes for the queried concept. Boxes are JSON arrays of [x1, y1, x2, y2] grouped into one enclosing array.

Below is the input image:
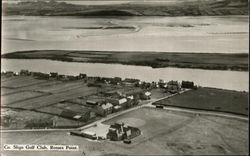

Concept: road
[[78, 90, 187, 130]]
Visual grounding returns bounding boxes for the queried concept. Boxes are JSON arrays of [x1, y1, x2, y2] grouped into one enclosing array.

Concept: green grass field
[[153, 87, 248, 116]]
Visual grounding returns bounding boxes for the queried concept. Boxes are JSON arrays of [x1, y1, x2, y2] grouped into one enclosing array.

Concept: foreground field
[[1, 107, 248, 155], [2, 50, 248, 71], [153, 87, 248, 116]]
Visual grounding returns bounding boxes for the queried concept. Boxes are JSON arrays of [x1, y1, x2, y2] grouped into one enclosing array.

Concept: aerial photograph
[[0, 0, 249, 155]]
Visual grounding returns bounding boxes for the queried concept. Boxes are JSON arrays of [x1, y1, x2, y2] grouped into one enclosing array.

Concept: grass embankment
[[2, 50, 248, 71], [2, 0, 248, 16], [153, 87, 248, 116]]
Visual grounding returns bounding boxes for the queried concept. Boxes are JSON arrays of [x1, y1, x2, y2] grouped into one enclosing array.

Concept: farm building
[[86, 100, 99, 106], [20, 69, 30, 76], [78, 73, 87, 79], [107, 97, 127, 106], [140, 91, 151, 100], [181, 81, 194, 89], [87, 76, 100, 82], [166, 80, 181, 93], [60, 109, 96, 122], [49, 72, 58, 78], [70, 131, 97, 140], [106, 122, 141, 141], [1, 71, 15, 77], [113, 105, 122, 112], [111, 77, 122, 84], [86, 96, 106, 107], [96, 103, 114, 116], [158, 79, 167, 88]]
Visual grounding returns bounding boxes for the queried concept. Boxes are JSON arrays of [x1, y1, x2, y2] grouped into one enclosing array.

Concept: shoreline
[[2, 0, 248, 16], [2, 50, 248, 72]]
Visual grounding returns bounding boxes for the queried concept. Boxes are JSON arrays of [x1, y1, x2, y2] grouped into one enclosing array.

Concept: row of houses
[[1, 71, 19, 77], [136, 79, 195, 93], [1, 70, 195, 90], [82, 90, 151, 117], [3, 70, 88, 81]]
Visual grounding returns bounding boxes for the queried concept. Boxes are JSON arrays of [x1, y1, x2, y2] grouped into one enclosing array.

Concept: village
[[1, 70, 196, 142], [1, 69, 248, 155]]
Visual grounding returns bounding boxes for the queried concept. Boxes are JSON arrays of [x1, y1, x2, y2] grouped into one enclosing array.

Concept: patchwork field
[[2, 91, 48, 105], [153, 87, 249, 116], [1, 107, 248, 156], [1, 75, 101, 129], [1, 87, 20, 96], [1, 75, 150, 129], [1, 76, 48, 88]]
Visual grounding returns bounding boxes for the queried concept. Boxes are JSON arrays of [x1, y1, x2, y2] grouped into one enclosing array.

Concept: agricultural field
[[0, 75, 101, 129], [1, 74, 154, 129], [153, 87, 248, 116], [1, 76, 48, 88], [2, 91, 48, 105], [1, 107, 248, 156], [37, 81, 86, 93], [1, 87, 20, 96]]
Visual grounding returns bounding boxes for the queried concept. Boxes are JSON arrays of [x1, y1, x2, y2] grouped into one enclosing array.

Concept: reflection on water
[[1, 59, 248, 91], [2, 15, 249, 53]]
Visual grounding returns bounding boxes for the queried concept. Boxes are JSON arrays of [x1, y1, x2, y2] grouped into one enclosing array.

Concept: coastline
[[2, 50, 248, 71]]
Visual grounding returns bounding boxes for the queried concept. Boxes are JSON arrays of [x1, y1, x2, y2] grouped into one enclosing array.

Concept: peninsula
[[2, 50, 248, 71]]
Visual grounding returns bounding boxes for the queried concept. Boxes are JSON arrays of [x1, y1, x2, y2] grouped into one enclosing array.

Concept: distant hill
[[2, 0, 249, 16]]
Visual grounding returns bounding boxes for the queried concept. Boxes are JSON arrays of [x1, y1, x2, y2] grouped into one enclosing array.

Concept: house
[[49, 72, 58, 78], [140, 82, 152, 89], [70, 131, 97, 140], [87, 76, 100, 82], [86, 100, 99, 106], [166, 80, 181, 94], [181, 81, 194, 89], [127, 95, 134, 100], [140, 91, 151, 100], [96, 103, 113, 116], [106, 122, 141, 141], [111, 77, 122, 85], [125, 98, 135, 108], [2, 71, 15, 77], [86, 96, 105, 107], [78, 73, 87, 79], [158, 79, 167, 88], [107, 98, 127, 106], [113, 105, 122, 112], [20, 69, 30, 76]]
